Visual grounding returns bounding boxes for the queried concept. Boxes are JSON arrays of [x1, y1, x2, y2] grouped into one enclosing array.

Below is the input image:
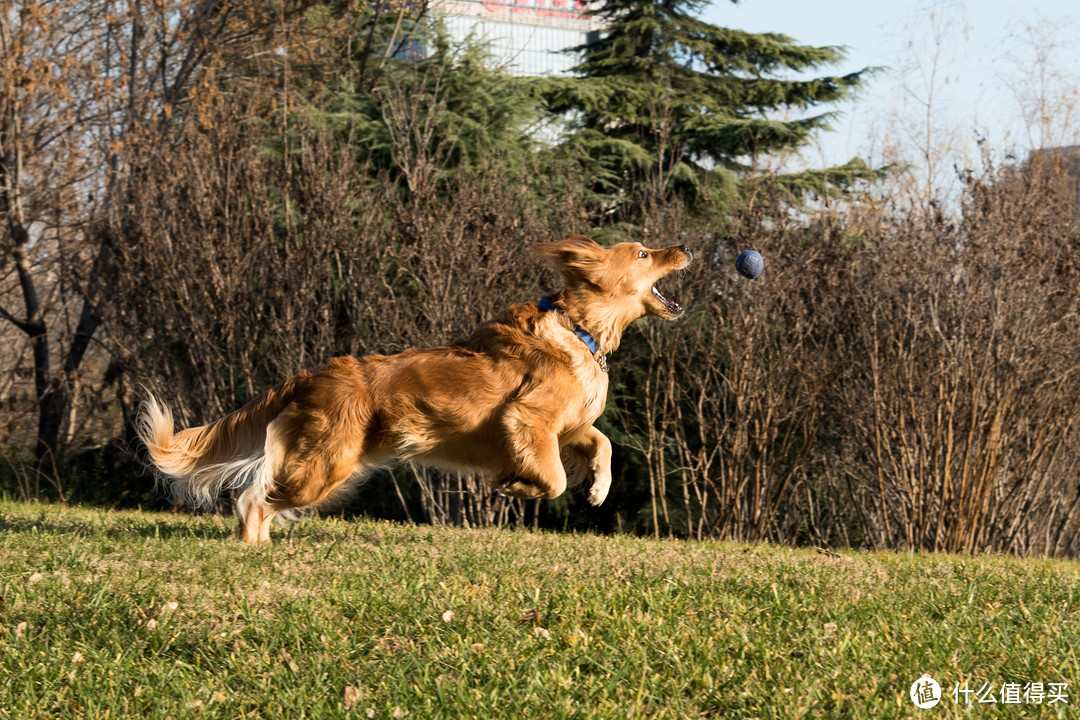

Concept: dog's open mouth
[[651, 285, 683, 315]]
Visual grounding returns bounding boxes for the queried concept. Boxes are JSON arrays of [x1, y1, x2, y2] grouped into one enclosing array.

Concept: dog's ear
[[537, 235, 603, 278]]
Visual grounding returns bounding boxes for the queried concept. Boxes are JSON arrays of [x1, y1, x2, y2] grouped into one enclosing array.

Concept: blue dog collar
[[537, 297, 607, 371], [537, 296, 558, 313]]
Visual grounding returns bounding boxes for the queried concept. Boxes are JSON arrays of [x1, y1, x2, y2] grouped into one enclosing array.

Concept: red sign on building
[[480, 0, 589, 21]]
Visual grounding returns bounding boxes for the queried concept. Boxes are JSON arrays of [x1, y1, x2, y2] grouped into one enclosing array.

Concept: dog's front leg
[[497, 425, 568, 500], [563, 426, 612, 506]]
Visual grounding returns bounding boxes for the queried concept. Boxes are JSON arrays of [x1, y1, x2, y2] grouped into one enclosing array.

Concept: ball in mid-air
[[735, 250, 764, 279]]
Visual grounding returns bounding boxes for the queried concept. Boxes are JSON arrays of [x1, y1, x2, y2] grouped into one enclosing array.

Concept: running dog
[[138, 235, 692, 543]]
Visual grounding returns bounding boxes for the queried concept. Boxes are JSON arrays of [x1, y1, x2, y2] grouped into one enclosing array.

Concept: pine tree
[[542, 0, 876, 219], [310, 24, 541, 196]]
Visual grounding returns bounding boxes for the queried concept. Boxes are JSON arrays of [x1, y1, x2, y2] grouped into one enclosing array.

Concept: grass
[[0, 501, 1078, 719]]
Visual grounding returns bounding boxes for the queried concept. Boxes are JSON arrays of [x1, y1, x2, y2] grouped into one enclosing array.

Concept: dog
[[137, 235, 693, 543]]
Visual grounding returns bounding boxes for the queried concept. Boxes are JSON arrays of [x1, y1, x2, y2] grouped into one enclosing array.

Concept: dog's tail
[[137, 374, 308, 508]]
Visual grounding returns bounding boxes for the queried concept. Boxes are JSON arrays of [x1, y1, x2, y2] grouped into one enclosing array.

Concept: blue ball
[[735, 250, 764, 279]]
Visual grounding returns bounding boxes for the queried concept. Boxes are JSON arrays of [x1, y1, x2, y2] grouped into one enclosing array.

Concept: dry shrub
[[613, 197, 855, 542], [614, 158, 1080, 556], [833, 158, 1080, 555]]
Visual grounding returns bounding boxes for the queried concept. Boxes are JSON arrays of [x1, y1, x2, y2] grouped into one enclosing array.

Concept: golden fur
[[138, 235, 693, 543]]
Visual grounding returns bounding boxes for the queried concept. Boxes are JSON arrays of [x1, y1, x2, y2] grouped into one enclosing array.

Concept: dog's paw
[[586, 464, 611, 506]]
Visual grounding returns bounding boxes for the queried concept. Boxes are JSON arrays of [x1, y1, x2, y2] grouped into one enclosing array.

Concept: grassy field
[[1, 501, 1078, 719]]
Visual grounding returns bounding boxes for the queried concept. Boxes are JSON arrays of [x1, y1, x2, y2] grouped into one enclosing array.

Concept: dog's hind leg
[[257, 504, 277, 543], [231, 417, 289, 544], [234, 380, 377, 543], [235, 452, 357, 544], [264, 407, 375, 525], [234, 485, 277, 544]]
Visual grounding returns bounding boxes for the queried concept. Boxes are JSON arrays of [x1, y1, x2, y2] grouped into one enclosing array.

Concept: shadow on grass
[[0, 506, 410, 546], [0, 510, 235, 541]]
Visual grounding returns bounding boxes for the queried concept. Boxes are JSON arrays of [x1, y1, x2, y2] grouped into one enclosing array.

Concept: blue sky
[[701, 0, 1080, 168]]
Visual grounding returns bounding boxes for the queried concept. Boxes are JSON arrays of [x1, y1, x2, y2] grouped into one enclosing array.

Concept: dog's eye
[[638, 250, 648, 259]]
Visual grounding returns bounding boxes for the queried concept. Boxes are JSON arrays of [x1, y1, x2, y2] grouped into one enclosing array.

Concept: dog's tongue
[[652, 286, 682, 313]]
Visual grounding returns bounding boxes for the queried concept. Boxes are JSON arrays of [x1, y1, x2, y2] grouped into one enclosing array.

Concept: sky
[[701, 0, 1080, 170]]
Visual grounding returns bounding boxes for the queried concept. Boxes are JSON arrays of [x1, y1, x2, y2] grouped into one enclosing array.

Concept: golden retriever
[[137, 235, 693, 543]]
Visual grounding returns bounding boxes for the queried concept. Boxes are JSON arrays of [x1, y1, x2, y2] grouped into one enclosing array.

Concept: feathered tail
[[137, 374, 308, 508]]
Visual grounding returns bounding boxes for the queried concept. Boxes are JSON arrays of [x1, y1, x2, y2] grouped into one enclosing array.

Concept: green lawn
[[0, 501, 1077, 719]]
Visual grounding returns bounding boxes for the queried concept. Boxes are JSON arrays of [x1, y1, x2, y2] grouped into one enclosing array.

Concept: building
[[434, 0, 602, 77]]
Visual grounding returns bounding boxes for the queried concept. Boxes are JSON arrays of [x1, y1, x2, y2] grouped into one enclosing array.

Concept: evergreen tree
[[542, 0, 877, 219], [312, 25, 541, 196]]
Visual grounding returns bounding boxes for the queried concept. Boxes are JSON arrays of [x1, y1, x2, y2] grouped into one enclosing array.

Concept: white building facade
[[435, 1, 603, 76]]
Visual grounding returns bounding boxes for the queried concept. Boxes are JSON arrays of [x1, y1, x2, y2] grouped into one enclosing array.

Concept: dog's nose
[[679, 244, 693, 260]]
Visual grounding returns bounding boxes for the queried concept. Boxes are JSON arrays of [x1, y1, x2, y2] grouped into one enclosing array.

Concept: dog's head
[[540, 235, 693, 346]]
